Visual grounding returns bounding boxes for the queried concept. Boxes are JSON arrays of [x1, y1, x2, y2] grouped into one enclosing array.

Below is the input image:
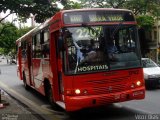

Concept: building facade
[[144, 20, 160, 63]]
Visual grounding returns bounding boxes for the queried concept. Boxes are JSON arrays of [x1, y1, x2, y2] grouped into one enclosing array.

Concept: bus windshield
[[64, 25, 141, 74]]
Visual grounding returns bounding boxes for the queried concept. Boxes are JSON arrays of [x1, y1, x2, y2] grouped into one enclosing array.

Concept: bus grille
[[93, 84, 128, 94], [86, 76, 129, 85], [86, 76, 129, 94]]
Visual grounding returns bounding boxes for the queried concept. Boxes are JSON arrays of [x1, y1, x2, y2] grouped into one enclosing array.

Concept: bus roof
[[60, 8, 132, 13], [16, 8, 133, 43], [16, 18, 51, 43]]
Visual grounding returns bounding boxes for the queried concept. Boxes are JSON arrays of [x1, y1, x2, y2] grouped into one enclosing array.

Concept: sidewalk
[[0, 89, 43, 120]]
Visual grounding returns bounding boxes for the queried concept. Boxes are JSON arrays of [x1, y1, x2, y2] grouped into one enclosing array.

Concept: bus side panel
[[17, 47, 23, 80], [32, 58, 45, 94]]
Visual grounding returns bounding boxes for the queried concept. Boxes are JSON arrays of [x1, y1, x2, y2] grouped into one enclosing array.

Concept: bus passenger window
[[32, 36, 36, 58], [42, 43, 50, 58], [41, 30, 45, 44], [22, 41, 27, 58], [41, 30, 50, 58], [32, 33, 43, 58]]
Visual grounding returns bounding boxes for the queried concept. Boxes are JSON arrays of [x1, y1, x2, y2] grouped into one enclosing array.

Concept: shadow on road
[[63, 104, 141, 120]]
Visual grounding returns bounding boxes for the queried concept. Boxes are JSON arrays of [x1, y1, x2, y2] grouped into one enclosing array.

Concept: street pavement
[[0, 59, 44, 120], [0, 89, 44, 120]]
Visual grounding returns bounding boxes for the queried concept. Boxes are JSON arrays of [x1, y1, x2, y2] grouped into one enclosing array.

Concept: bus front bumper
[[65, 87, 145, 111]]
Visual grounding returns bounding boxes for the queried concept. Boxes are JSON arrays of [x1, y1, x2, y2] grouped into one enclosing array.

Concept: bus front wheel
[[45, 83, 60, 110]]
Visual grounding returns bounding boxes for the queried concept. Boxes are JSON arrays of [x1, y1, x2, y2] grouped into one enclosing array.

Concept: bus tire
[[23, 72, 30, 90]]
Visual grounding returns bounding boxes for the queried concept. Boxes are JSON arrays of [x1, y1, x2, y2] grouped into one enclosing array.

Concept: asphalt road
[[0, 59, 160, 120]]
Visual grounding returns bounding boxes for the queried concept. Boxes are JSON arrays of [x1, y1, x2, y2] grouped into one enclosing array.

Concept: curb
[[0, 89, 10, 109], [0, 88, 46, 120]]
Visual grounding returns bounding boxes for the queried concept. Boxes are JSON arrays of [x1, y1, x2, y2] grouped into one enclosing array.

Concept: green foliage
[[80, 0, 126, 8], [136, 15, 154, 31], [0, 22, 32, 55], [124, 0, 160, 16], [0, 0, 59, 23], [17, 26, 33, 38], [0, 23, 17, 55], [78, 0, 160, 18], [62, 1, 82, 9]]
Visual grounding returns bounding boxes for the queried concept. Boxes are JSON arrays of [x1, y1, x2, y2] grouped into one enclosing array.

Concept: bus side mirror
[[58, 36, 64, 50]]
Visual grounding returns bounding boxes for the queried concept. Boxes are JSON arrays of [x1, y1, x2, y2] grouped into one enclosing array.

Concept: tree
[[61, 0, 82, 9], [0, 0, 59, 23], [79, 0, 160, 17], [0, 22, 17, 55], [136, 15, 154, 31], [0, 22, 32, 55], [80, 0, 126, 8]]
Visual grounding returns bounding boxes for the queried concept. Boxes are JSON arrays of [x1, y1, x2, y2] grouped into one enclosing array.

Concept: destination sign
[[64, 10, 135, 24], [89, 14, 123, 22], [70, 15, 83, 23], [77, 64, 108, 72]]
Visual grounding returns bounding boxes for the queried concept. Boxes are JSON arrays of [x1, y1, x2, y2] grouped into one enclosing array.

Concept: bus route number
[[75, 27, 102, 39]]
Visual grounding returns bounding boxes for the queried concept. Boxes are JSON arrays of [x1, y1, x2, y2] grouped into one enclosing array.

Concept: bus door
[[27, 43, 34, 86], [50, 31, 64, 102]]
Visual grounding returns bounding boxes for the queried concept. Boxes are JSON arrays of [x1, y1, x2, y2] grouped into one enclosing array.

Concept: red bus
[[16, 8, 145, 111]]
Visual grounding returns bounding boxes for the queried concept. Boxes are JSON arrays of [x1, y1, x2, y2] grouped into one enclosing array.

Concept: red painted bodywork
[[16, 8, 145, 111], [64, 68, 145, 111]]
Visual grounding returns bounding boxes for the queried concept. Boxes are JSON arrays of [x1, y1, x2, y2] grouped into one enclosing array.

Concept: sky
[[1, 10, 36, 28]]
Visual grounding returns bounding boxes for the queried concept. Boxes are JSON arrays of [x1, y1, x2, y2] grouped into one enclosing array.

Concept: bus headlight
[[136, 81, 141, 86], [75, 89, 81, 95]]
